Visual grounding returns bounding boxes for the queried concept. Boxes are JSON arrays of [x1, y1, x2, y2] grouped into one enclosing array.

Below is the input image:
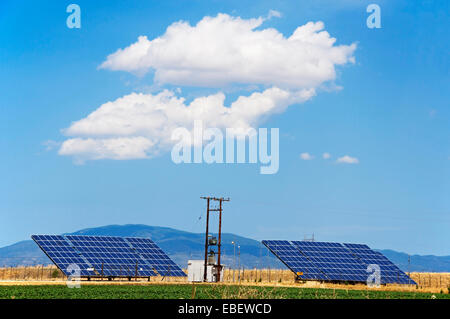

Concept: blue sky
[[0, 0, 448, 255]]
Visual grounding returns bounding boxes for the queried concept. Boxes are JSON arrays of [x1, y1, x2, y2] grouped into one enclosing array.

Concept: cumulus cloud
[[300, 152, 314, 160], [59, 13, 357, 162], [59, 137, 154, 161], [59, 88, 314, 162], [99, 14, 356, 89], [322, 152, 331, 159], [336, 155, 359, 164]]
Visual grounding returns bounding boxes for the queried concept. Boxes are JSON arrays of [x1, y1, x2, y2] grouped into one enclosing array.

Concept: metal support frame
[[200, 196, 230, 282]]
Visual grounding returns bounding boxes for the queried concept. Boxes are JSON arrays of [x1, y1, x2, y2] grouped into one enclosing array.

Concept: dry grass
[[0, 265, 185, 283], [221, 269, 450, 294], [0, 266, 449, 294], [0, 265, 65, 281], [410, 272, 450, 290], [222, 268, 296, 284]]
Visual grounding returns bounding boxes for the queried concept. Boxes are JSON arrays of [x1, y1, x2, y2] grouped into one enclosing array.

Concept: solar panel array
[[343, 243, 412, 284], [263, 240, 415, 285], [32, 235, 186, 278], [65, 235, 154, 277], [293, 241, 368, 282], [127, 237, 186, 277], [31, 235, 96, 277], [262, 240, 328, 280]]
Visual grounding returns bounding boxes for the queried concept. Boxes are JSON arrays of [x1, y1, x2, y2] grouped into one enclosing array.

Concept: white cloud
[[336, 155, 359, 164], [59, 13, 357, 162], [322, 152, 331, 159], [300, 152, 314, 160], [267, 10, 282, 19], [59, 88, 315, 162], [99, 14, 356, 89], [42, 140, 60, 151], [59, 137, 154, 162]]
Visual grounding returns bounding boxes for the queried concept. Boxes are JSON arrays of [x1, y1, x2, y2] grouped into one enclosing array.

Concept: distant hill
[[0, 224, 448, 272], [377, 249, 450, 273], [0, 224, 281, 269]]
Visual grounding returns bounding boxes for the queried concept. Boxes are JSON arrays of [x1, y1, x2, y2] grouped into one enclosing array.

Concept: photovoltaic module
[[32, 235, 186, 278], [262, 240, 415, 285]]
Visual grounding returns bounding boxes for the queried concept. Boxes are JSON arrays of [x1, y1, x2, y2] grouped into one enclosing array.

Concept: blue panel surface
[[343, 243, 416, 285], [126, 237, 186, 277], [32, 235, 96, 276], [32, 234, 186, 278], [292, 241, 368, 282], [66, 235, 155, 277], [262, 240, 329, 280], [263, 239, 416, 285]]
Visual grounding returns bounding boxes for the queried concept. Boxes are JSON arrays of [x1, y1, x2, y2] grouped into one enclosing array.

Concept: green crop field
[[0, 284, 449, 299]]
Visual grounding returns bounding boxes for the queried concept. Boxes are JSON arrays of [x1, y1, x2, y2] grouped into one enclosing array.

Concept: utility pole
[[238, 245, 241, 269], [200, 196, 230, 282], [238, 245, 241, 282], [232, 241, 236, 270], [203, 197, 210, 283], [232, 241, 237, 283], [408, 254, 411, 284]]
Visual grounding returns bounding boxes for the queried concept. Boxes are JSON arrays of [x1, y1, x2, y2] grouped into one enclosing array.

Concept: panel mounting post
[[200, 196, 230, 282]]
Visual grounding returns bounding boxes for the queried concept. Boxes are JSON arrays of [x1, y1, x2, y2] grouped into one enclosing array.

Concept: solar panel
[[343, 243, 416, 285], [262, 240, 329, 280], [65, 235, 155, 277], [127, 237, 186, 277], [32, 234, 186, 278], [32, 235, 96, 277], [263, 239, 415, 285], [292, 241, 369, 282]]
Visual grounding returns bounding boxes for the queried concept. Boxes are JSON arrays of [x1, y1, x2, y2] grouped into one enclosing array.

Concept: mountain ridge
[[1, 224, 449, 272]]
